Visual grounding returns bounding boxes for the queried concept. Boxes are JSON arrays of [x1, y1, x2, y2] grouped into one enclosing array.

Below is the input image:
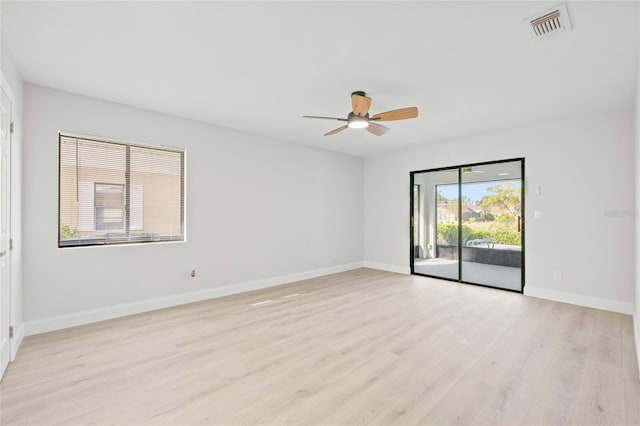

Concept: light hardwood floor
[[1, 268, 639, 425]]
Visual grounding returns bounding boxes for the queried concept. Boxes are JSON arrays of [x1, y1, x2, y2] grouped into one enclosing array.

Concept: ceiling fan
[[303, 91, 419, 136]]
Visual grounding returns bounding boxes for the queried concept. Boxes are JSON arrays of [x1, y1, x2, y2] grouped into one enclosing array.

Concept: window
[[59, 133, 185, 247], [94, 183, 125, 231]]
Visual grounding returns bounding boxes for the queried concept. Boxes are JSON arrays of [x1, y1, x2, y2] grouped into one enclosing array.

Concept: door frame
[[409, 157, 525, 293], [0, 73, 15, 370]]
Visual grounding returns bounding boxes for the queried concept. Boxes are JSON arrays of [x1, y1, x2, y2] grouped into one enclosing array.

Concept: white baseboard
[[524, 287, 634, 315], [10, 324, 23, 361], [363, 261, 410, 275], [24, 262, 365, 336]]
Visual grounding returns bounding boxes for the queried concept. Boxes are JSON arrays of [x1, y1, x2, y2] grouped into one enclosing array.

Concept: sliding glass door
[[410, 159, 524, 292], [412, 168, 459, 280]]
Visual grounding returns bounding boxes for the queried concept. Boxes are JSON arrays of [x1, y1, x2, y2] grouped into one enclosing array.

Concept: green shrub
[[437, 223, 458, 245], [437, 223, 520, 246], [487, 229, 521, 245], [60, 223, 78, 240]]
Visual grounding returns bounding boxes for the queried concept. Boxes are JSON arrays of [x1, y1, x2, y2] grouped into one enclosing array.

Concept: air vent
[[525, 3, 572, 40]]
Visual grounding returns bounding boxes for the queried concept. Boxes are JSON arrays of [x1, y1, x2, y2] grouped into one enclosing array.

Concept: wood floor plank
[[0, 268, 637, 426], [624, 376, 640, 425], [622, 317, 639, 382], [369, 350, 475, 425], [571, 361, 625, 425], [468, 333, 557, 425], [521, 341, 589, 425], [418, 372, 500, 426], [588, 310, 624, 369]]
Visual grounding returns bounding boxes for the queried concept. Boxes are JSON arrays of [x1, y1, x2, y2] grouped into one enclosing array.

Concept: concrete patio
[[413, 258, 522, 291]]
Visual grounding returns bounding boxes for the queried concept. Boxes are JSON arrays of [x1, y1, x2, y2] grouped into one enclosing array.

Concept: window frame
[[58, 131, 186, 248]]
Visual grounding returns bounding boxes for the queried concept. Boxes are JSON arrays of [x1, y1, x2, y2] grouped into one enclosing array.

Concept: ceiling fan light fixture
[[347, 112, 369, 129], [348, 117, 369, 129]]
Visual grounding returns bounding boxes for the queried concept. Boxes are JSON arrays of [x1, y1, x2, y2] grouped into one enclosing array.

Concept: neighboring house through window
[[94, 183, 125, 231]]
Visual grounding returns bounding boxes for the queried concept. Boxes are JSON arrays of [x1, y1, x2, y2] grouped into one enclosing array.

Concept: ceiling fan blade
[[371, 107, 418, 121], [351, 94, 372, 116], [303, 115, 347, 121], [324, 125, 348, 136], [366, 122, 390, 136]]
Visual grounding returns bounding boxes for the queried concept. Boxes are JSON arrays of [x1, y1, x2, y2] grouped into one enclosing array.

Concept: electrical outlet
[[553, 270, 562, 280]]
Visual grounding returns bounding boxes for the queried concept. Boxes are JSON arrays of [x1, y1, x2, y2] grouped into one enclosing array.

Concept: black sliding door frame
[[409, 157, 525, 293]]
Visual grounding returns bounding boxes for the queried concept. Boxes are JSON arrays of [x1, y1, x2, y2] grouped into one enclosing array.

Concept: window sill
[[58, 238, 186, 249]]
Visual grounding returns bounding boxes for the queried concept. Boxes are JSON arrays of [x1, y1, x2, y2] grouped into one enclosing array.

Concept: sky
[[437, 180, 521, 204]]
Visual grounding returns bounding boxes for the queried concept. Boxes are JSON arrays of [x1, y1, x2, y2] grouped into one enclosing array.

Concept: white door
[[0, 86, 11, 379]]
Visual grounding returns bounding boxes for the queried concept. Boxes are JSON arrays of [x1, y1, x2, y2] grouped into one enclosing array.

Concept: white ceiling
[[2, 1, 638, 157]]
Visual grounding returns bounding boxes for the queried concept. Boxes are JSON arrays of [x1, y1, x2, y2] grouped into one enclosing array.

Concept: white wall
[[365, 109, 635, 313], [1, 38, 24, 357], [23, 84, 363, 330]]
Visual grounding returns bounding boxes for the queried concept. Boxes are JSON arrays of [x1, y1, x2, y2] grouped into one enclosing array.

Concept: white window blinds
[[59, 133, 185, 247]]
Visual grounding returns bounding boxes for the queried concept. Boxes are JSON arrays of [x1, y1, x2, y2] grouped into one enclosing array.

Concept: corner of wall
[[363, 261, 410, 275], [634, 0, 640, 381], [635, 1, 640, 378]]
